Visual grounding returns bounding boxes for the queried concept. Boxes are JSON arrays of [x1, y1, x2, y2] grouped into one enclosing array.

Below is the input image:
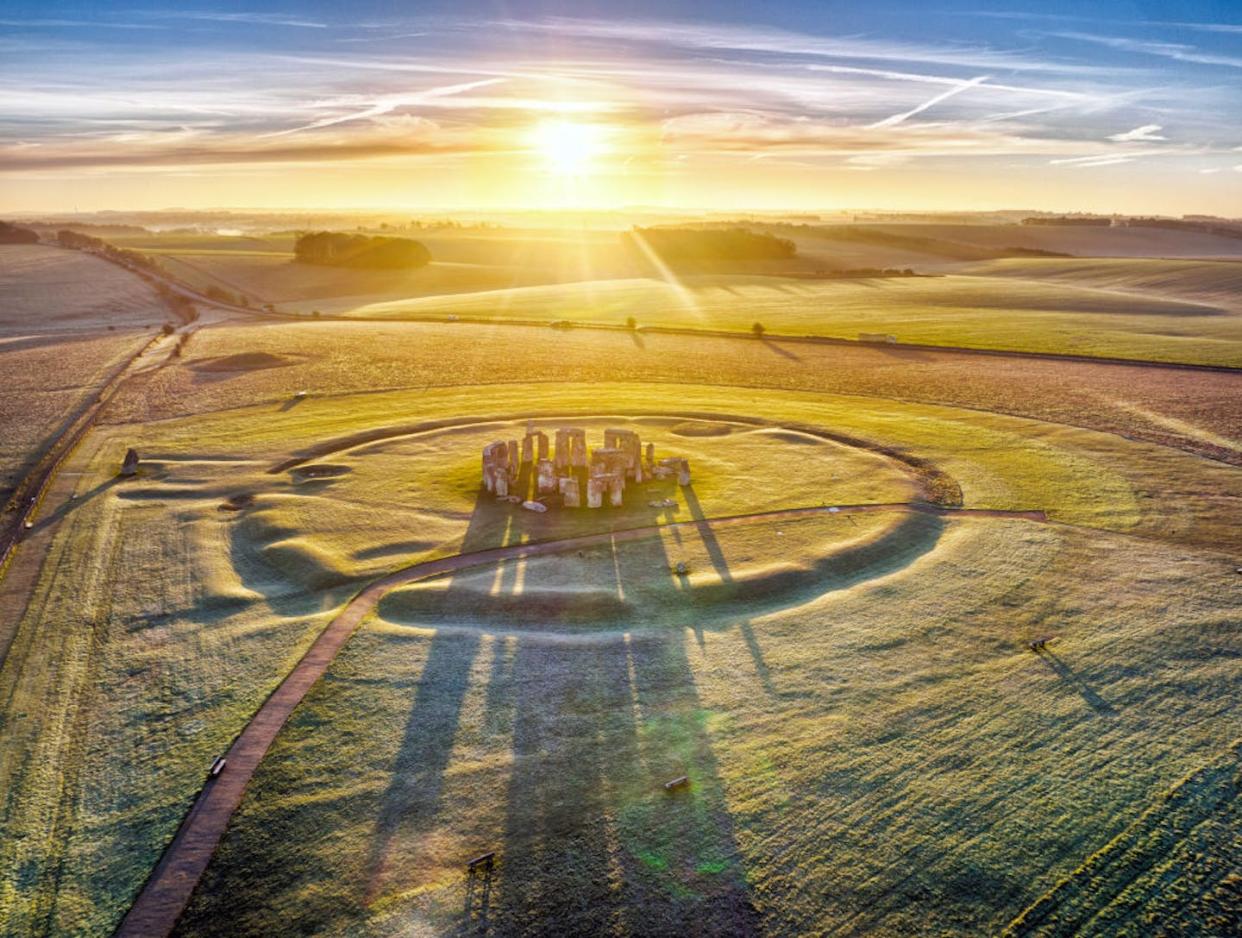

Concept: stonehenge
[[480, 424, 690, 510]]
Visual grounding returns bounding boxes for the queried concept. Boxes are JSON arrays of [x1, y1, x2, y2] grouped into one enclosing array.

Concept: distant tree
[[293, 231, 431, 269], [311, 310, 321, 318], [621, 226, 796, 267], [625, 316, 637, 330], [752, 321, 766, 338], [0, 221, 38, 245], [160, 322, 175, 336]]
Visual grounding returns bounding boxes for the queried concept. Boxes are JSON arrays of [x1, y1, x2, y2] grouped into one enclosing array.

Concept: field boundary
[[114, 500, 1046, 938]]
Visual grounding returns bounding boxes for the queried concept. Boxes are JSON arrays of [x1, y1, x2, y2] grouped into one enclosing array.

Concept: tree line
[[293, 231, 432, 269], [0, 221, 39, 244], [621, 226, 797, 265]]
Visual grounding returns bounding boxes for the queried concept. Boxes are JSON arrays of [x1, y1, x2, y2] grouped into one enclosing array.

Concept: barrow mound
[[669, 421, 734, 437], [193, 351, 299, 372]]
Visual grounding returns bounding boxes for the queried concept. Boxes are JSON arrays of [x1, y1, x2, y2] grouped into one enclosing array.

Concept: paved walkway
[[115, 501, 1044, 937]]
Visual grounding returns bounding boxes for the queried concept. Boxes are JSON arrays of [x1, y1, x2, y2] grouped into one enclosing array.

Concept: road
[[115, 500, 1045, 937]]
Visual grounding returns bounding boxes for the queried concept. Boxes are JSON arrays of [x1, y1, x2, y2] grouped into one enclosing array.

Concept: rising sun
[[527, 119, 609, 175]]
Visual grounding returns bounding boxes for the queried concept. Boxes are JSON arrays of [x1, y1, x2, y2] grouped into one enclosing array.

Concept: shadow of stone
[[363, 489, 506, 899], [1038, 649, 1116, 715], [462, 863, 493, 933], [278, 395, 307, 413], [680, 484, 732, 585], [759, 337, 802, 361], [30, 476, 120, 532]]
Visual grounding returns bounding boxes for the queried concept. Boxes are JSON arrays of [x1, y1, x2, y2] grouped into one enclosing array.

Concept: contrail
[[867, 74, 990, 128]]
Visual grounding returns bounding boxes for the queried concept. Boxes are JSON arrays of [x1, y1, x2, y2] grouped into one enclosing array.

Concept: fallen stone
[[522, 500, 548, 513]]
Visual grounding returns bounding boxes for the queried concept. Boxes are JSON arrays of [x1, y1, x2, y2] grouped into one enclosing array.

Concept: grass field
[[0, 245, 160, 500], [105, 319, 1242, 467], [867, 223, 1242, 259], [1, 216, 1239, 938], [337, 274, 1242, 366], [1, 366, 1238, 935], [173, 511, 1239, 936], [965, 257, 1242, 311], [0, 245, 166, 334]]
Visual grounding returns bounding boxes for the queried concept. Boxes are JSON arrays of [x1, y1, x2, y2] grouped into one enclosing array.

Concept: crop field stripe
[[116, 501, 1048, 937]]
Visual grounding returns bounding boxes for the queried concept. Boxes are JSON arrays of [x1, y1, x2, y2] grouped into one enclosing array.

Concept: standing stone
[[555, 428, 573, 471], [560, 476, 581, 508], [587, 477, 604, 509], [536, 432, 549, 461], [537, 458, 556, 495], [521, 434, 534, 465], [481, 441, 508, 493], [120, 448, 140, 477], [507, 440, 519, 477], [609, 475, 624, 507]]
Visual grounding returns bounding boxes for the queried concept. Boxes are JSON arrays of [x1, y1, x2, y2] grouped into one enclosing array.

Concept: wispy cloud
[[259, 78, 507, 138], [0, 17, 165, 29], [1053, 31, 1242, 69], [497, 17, 1102, 74], [1109, 124, 1166, 142], [139, 11, 329, 29]]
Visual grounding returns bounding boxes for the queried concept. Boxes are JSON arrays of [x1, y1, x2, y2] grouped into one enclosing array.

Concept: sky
[[2, 1, 1241, 215]]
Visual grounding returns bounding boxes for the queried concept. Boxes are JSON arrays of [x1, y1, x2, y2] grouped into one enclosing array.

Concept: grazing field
[[0, 246, 160, 500], [964, 257, 1242, 311], [2, 365, 1238, 935], [339, 274, 1242, 365], [174, 510, 1239, 936], [867, 223, 1242, 259], [0, 244, 165, 334], [105, 320, 1242, 467], [0, 332, 151, 500], [1, 232, 1239, 936]]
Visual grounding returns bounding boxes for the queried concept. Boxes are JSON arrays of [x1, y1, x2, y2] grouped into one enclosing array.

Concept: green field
[[327, 274, 1242, 365], [1, 369, 1238, 935], [1, 219, 1240, 936], [965, 257, 1242, 311]]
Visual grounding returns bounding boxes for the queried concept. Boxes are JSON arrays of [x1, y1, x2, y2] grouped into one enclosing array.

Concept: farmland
[[0, 217, 1238, 938], [104, 227, 1242, 365], [0, 360, 1238, 935], [0, 246, 161, 500]]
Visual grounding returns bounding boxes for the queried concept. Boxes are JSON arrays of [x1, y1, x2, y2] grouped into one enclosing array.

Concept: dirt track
[[114, 501, 1044, 937]]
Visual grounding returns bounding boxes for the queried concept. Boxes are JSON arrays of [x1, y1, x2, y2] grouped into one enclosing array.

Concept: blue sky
[[2, 2, 1240, 212]]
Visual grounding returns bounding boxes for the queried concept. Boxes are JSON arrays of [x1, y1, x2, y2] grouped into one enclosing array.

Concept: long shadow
[[739, 620, 779, 698], [628, 329, 646, 349], [681, 484, 733, 585], [278, 394, 307, 412], [29, 476, 119, 532], [489, 512, 759, 934], [364, 489, 513, 900], [759, 336, 802, 361], [1038, 649, 1116, 714]]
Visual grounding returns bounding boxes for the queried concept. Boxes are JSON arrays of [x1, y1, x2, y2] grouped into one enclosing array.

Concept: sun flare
[[528, 119, 609, 176]]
